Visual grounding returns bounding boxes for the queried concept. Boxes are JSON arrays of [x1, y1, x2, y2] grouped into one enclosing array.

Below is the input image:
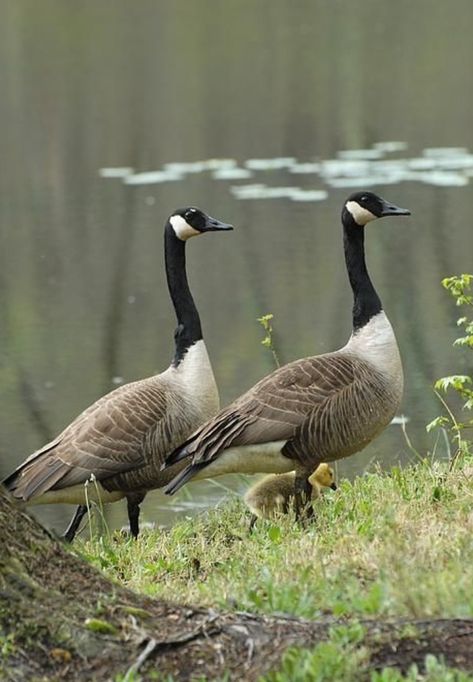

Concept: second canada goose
[[163, 192, 410, 515], [3, 207, 232, 540], [244, 463, 337, 528]]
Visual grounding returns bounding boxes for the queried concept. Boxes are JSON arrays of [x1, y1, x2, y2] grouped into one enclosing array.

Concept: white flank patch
[[192, 441, 292, 480], [345, 311, 403, 387], [170, 340, 219, 416], [31, 483, 124, 506], [169, 215, 201, 241], [345, 200, 377, 226]]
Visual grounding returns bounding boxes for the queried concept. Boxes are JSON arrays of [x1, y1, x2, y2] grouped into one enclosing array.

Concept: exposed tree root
[[1, 489, 472, 680]]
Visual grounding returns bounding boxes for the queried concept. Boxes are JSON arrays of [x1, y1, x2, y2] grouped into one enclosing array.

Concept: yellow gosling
[[244, 463, 337, 529]]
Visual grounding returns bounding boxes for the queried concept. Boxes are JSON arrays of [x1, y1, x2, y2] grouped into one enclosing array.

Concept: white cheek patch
[[345, 201, 377, 226], [170, 215, 201, 241]]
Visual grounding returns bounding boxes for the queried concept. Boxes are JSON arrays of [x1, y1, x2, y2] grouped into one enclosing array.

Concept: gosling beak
[[204, 215, 233, 231], [330, 483, 337, 491], [380, 199, 411, 218]]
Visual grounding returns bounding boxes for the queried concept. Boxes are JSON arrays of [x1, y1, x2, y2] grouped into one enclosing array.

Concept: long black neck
[[342, 211, 382, 332], [164, 223, 202, 366]]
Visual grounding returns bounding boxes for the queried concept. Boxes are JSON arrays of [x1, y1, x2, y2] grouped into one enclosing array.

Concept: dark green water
[[1, 0, 473, 533]]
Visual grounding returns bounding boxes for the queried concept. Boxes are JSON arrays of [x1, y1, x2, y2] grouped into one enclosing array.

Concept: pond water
[[1, 0, 473, 534]]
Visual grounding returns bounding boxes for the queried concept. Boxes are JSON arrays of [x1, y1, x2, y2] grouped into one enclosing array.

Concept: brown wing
[[4, 377, 168, 501], [167, 351, 359, 467], [281, 359, 396, 465]]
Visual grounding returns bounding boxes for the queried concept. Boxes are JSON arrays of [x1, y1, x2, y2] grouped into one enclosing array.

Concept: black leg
[[63, 504, 88, 543], [248, 514, 258, 533], [294, 474, 314, 522], [126, 494, 145, 539]]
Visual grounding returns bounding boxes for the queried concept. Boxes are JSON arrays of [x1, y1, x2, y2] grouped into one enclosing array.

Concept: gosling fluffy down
[[244, 463, 337, 521]]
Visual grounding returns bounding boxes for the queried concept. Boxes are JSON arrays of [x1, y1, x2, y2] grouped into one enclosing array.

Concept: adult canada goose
[[244, 463, 337, 529], [163, 192, 410, 515], [3, 207, 232, 541]]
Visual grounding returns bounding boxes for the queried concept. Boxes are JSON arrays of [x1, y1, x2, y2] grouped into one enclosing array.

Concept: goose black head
[[343, 191, 411, 227], [169, 207, 233, 241]]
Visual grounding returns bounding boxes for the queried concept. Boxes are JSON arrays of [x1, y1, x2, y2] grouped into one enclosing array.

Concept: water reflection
[[1, 0, 473, 535]]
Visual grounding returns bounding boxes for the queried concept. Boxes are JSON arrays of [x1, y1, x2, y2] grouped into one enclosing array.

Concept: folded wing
[[165, 352, 361, 479], [4, 378, 168, 501]]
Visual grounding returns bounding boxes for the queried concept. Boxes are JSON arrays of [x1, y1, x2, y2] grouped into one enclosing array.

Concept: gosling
[[244, 463, 337, 529]]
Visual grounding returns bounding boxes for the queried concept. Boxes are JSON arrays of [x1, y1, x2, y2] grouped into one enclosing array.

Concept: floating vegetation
[[202, 158, 239, 170], [99, 144, 473, 196], [373, 141, 408, 153], [410, 171, 469, 187], [423, 147, 469, 157], [231, 184, 327, 201], [371, 159, 410, 172], [321, 160, 371, 177], [124, 170, 184, 185], [433, 155, 473, 170], [162, 161, 208, 174], [290, 188, 328, 201], [99, 167, 134, 178], [244, 157, 297, 170], [212, 167, 253, 180], [327, 176, 401, 188], [407, 158, 439, 171], [288, 162, 322, 174], [338, 148, 384, 160], [231, 184, 296, 200]]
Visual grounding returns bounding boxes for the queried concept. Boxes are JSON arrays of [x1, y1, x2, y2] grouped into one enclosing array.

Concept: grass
[[77, 457, 473, 680], [79, 458, 473, 619]]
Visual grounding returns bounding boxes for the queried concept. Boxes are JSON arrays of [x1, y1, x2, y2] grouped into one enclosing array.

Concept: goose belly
[[31, 484, 125, 506], [192, 441, 293, 479]]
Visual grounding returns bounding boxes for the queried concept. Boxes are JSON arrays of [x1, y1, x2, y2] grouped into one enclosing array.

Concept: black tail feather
[[2, 471, 18, 490], [162, 444, 191, 470], [164, 462, 207, 495]]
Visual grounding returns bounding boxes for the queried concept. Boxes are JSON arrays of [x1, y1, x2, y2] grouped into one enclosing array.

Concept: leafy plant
[[371, 654, 473, 681], [257, 313, 281, 368], [261, 622, 367, 682], [427, 275, 473, 462]]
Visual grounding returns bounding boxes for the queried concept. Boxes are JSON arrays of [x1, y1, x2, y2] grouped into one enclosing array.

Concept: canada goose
[[3, 207, 232, 540], [244, 463, 337, 528], [163, 192, 410, 516]]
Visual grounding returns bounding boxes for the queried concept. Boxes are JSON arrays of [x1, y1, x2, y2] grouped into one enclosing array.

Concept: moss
[[84, 618, 119, 635]]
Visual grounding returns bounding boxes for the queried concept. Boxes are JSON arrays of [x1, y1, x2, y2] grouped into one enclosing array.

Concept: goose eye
[[185, 210, 196, 221], [360, 195, 368, 202]]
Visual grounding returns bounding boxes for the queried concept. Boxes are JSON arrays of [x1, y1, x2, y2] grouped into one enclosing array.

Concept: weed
[[257, 313, 281, 368], [427, 274, 473, 462]]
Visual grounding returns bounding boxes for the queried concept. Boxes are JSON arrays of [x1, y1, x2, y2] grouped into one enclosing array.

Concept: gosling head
[[169, 207, 233, 241], [308, 463, 337, 491], [343, 191, 410, 227]]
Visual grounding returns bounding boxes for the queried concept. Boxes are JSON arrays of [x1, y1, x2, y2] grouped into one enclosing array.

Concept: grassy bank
[[78, 458, 473, 680], [80, 459, 473, 619]]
